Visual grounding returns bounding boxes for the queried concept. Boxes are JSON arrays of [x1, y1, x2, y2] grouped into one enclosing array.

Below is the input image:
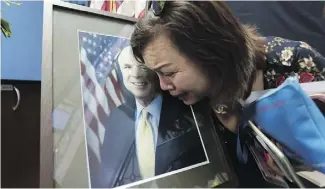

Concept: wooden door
[[1, 80, 41, 188]]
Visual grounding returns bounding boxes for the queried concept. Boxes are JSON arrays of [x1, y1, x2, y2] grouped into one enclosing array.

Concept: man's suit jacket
[[95, 92, 206, 188]]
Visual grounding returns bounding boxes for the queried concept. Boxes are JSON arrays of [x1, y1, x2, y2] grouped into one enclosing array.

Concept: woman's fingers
[[264, 152, 284, 176]]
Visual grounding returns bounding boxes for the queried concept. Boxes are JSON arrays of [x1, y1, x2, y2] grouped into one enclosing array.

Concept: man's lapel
[[119, 100, 136, 121], [155, 92, 191, 174], [156, 92, 186, 145]]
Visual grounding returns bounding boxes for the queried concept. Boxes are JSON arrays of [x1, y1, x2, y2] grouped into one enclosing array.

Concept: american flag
[[89, 0, 146, 18], [78, 31, 130, 184], [62, 0, 146, 18]]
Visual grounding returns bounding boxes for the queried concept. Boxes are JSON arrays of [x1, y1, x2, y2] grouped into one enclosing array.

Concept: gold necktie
[[137, 108, 155, 178]]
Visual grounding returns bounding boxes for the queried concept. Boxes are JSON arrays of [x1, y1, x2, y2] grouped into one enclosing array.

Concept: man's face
[[118, 47, 158, 100]]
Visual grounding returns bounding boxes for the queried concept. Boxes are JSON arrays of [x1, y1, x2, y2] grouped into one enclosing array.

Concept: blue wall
[[1, 1, 43, 81]]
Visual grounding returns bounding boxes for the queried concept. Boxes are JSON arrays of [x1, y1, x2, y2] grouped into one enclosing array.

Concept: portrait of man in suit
[[96, 46, 207, 188]]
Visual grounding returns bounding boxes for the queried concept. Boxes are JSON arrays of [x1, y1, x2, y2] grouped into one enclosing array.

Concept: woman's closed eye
[[163, 72, 175, 77]]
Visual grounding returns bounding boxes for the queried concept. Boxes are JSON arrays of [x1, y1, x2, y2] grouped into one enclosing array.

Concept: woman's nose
[[159, 76, 172, 90]]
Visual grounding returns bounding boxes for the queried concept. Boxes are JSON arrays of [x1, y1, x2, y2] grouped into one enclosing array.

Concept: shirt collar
[[136, 94, 163, 119]]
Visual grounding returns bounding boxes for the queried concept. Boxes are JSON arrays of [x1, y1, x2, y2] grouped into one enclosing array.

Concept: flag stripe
[[79, 31, 129, 186], [109, 69, 124, 103], [82, 63, 110, 124], [81, 48, 110, 115], [86, 126, 101, 162], [81, 64, 109, 144], [106, 72, 123, 106]]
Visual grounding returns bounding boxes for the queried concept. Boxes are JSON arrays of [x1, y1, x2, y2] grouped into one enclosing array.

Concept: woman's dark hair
[[131, 1, 265, 107]]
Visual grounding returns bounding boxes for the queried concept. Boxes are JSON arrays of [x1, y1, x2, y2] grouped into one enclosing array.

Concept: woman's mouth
[[173, 92, 188, 100]]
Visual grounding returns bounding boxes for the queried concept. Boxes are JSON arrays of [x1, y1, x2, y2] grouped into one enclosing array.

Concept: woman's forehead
[[143, 35, 177, 67]]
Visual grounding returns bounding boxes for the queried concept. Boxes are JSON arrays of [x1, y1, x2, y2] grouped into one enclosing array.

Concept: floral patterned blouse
[[220, 37, 325, 188], [263, 36, 325, 89]]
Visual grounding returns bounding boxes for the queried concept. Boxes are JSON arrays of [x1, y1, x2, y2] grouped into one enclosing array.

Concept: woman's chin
[[181, 95, 199, 105]]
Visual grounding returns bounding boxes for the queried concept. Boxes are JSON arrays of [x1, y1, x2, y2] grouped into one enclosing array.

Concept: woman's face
[[143, 34, 211, 105]]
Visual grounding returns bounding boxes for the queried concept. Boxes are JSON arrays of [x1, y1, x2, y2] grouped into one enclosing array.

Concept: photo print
[[77, 30, 209, 188]]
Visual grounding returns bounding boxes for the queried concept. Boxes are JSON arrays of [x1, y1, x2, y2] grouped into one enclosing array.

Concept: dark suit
[[95, 92, 206, 188]]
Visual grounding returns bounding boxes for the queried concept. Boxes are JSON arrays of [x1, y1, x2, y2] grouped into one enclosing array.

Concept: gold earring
[[215, 104, 228, 114]]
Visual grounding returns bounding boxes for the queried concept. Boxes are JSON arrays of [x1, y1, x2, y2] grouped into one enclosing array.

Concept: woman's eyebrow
[[152, 62, 172, 71]]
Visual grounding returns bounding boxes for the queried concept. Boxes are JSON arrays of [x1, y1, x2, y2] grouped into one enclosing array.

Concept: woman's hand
[[264, 141, 285, 176], [264, 152, 284, 176]]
